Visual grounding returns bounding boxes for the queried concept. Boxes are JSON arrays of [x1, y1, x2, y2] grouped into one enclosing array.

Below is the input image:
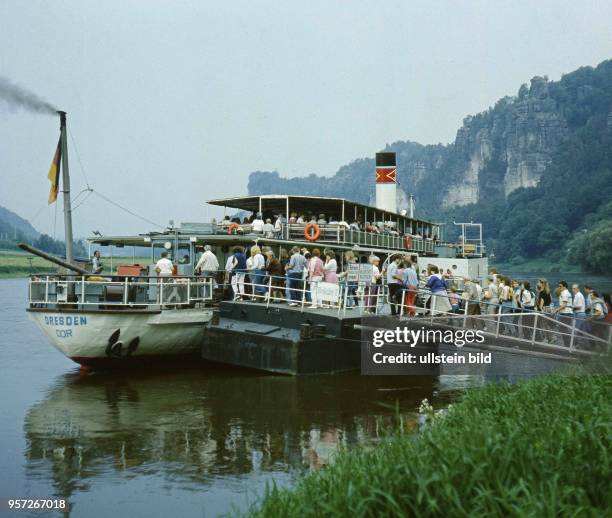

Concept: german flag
[[47, 138, 61, 204]]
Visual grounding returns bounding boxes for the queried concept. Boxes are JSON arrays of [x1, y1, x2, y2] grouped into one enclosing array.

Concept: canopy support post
[[286, 196, 290, 239]]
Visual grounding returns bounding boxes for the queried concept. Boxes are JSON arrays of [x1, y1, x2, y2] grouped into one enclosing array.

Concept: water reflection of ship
[[25, 368, 435, 499]]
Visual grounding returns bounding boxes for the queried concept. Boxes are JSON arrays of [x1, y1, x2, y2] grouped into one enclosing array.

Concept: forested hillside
[[0, 204, 86, 258], [0, 205, 39, 241]]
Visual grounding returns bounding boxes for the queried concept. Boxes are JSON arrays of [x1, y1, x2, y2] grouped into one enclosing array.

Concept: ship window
[[177, 244, 191, 265]]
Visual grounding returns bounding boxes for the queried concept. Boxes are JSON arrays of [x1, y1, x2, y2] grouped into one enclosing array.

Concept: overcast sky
[[1, 0, 611, 239]]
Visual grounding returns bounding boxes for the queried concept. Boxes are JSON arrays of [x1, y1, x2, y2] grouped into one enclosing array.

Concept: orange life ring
[[405, 236, 411, 249], [227, 223, 241, 235], [304, 223, 321, 241]]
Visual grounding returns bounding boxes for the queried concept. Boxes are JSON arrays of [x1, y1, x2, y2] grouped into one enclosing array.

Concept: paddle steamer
[[25, 116, 487, 370]]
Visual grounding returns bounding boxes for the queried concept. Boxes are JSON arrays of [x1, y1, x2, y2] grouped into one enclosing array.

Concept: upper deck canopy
[[207, 195, 435, 227], [85, 195, 440, 254]]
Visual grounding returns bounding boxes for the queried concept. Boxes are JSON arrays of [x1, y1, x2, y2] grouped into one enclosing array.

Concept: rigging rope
[[28, 205, 46, 226], [91, 190, 165, 229], [72, 189, 94, 212], [71, 187, 93, 206], [65, 129, 165, 230], [68, 126, 91, 189]]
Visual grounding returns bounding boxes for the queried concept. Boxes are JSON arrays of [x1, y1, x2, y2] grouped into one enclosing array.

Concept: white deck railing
[[392, 289, 612, 356], [28, 273, 611, 356], [28, 275, 214, 310], [215, 223, 438, 253], [229, 275, 611, 355]]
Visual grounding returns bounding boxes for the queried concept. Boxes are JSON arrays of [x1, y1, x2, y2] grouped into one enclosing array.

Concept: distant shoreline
[[0, 251, 150, 279]]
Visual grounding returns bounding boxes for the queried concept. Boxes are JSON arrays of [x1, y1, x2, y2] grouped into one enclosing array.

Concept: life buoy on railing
[[227, 223, 241, 235], [405, 236, 411, 249], [304, 223, 321, 241]]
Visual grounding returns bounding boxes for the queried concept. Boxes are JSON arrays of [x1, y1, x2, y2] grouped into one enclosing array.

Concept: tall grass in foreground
[[248, 375, 611, 517]]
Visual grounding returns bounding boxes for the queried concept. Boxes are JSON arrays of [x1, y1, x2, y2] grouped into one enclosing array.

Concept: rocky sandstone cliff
[[248, 60, 612, 229]]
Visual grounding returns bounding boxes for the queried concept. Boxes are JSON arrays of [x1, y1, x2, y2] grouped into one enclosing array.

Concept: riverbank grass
[[249, 374, 611, 517]]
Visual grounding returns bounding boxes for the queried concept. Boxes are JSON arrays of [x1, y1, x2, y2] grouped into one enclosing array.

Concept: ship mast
[[57, 111, 74, 263]]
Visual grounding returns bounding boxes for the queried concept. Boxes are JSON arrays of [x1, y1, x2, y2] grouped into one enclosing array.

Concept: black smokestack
[[375, 151, 396, 168], [0, 76, 57, 115]]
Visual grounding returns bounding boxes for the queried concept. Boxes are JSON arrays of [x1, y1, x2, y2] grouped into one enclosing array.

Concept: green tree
[[567, 220, 612, 273]]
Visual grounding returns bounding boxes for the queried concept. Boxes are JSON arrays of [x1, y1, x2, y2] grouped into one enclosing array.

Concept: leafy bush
[[567, 220, 612, 274]]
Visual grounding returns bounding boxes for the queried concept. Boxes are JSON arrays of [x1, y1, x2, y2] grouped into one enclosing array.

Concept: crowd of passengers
[[193, 246, 611, 343], [88, 240, 611, 349], [454, 268, 611, 344], [215, 211, 436, 240]]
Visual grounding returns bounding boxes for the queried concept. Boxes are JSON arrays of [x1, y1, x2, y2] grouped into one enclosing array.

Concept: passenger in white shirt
[[194, 245, 219, 298], [155, 252, 174, 278], [365, 256, 382, 313], [262, 218, 275, 238], [224, 255, 235, 284], [251, 251, 265, 270], [386, 256, 401, 316], [572, 285, 586, 314], [195, 245, 219, 275], [474, 281, 483, 302], [248, 245, 267, 298], [571, 284, 588, 333], [251, 213, 264, 233], [557, 282, 573, 315], [520, 285, 534, 308], [274, 216, 282, 234], [484, 277, 499, 316], [155, 252, 175, 303], [556, 281, 574, 346], [518, 281, 535, 339]]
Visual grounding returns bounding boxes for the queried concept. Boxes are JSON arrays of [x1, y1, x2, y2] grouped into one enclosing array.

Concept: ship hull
[[28, 308, 213, 368]]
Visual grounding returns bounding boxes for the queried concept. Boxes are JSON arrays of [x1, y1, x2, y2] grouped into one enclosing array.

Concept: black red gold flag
[[47, 138, 61, 204]]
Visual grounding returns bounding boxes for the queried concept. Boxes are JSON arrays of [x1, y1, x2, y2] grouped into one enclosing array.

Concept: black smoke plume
[[0, 76, 57, 115]]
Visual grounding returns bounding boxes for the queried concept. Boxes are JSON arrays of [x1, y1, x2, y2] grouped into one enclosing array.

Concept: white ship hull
[[28, 308, 213, 368]]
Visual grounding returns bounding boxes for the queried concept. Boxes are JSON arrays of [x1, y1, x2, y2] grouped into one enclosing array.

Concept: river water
[[0, 278, 478, 517], [3, 271, 609, 517]]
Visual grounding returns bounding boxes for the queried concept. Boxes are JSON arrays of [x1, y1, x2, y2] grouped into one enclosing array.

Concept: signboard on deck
[[358, 264, 373, 283], [346, 263, 360, 282], [315, 282, 340, 304]]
